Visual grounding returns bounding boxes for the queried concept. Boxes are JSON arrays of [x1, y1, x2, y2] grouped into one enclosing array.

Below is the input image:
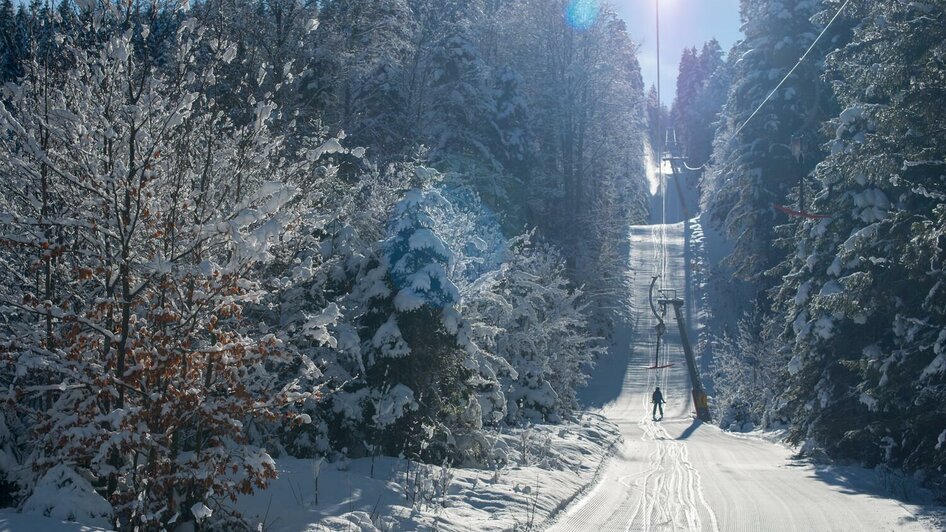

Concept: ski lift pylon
[[647, 276, 675, 370]]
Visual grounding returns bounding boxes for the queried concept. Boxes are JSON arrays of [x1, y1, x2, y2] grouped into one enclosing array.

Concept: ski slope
[[549, 221, 930, 532]]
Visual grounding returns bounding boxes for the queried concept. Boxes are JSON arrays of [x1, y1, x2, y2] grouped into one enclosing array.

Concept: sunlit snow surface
[[565, 0, 600, 31], [549, 219, 940, 532], [235, 418, 619, 531]]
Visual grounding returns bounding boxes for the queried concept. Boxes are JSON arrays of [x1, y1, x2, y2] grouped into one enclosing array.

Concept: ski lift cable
[[656, 0, 663, 217], [727, 0, 851, 144]]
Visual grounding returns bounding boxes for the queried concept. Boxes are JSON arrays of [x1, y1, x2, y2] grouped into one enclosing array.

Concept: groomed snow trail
[[548, 222, 927, 532]]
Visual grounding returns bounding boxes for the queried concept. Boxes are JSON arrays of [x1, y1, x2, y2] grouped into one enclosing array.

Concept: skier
[[652, 387, 665, 420]]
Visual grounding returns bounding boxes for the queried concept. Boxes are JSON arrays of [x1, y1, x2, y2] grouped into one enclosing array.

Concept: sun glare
[[565, 0, 600, 31]]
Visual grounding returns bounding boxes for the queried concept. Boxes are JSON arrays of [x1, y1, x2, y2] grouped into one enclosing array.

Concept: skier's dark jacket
[[652, 389, 664, 404]]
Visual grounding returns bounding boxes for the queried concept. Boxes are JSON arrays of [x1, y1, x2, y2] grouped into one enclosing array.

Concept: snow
[[840, 105, 865, 124], [921, 353, 945, 378], [795, 280, 812, 305], [413, 166, 439, 182], [372, 384, 417, 427], [20, 465, 113, 528], [310, 138, 345, 160], [819, 280, 843, 296], [814, 315, 835, 340], [793, 310, 811, 338], [852, 188, 890, 222], [233, 416, 619, 531], [221, 42, 237, 64], [392, 289, 426, 312], [0, 510, 111, 531], [302, 303, 341, 347], [550, 222, 936, 531], [370, 317, 410, 359], [859, 392, 879, 411], [788, 354, 803, 375], [189, 503, 212, 521]]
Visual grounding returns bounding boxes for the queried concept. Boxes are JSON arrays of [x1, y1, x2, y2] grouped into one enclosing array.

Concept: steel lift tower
[[649, 277, 712, 422]]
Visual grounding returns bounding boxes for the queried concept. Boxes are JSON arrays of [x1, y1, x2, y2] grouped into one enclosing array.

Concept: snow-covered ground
[[549, 220, 943, 531], [0, 511, 110, 532], [234, 416, 619, 531], [0, 416, 619, 531]]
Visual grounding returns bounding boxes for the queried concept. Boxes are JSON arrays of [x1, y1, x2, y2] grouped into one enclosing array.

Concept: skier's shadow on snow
[[675, 419, 702, 440]]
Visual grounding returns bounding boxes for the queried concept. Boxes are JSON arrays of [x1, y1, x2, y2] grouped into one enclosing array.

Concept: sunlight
[[645, 149, 674, 196]]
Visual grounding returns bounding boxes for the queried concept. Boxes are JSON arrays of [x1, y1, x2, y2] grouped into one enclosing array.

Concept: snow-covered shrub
[[250, 214, 369, 458]]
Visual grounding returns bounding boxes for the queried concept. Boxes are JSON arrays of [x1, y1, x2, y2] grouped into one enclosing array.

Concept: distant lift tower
[[650, 277, 712, 422]]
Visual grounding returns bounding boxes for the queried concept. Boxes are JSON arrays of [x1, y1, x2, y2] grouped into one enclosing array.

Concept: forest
[[686, 0, 946, 499], [0, 0, 944, 530], [0, 0, 647, 528]]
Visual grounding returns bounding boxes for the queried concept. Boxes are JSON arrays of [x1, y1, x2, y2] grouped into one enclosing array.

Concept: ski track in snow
[[548, 219, 932, 532]]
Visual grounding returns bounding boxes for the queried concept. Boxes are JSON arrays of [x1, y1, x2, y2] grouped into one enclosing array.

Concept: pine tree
[[671, 46, 701, 154], [688, 39, 726, 165]]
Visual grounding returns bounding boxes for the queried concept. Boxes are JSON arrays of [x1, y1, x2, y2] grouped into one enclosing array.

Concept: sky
[[611, 0, 743, 104]]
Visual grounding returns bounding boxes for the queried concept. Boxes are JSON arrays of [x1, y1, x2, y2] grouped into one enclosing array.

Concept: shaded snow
[[20, 465, 112, 528], [0, 510, 111, 532], [234, 416, 619, 531]]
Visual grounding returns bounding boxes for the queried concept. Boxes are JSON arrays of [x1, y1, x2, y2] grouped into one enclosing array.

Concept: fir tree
[[772, 0, 946, 487], [707, 0, 838, 287]]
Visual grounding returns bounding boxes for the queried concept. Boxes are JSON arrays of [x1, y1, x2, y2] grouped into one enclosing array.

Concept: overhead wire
[[726, 0, 852, 144], [654, 0, 671, 396], [646, 0, 851, 420], [655, 0, 666, 290]]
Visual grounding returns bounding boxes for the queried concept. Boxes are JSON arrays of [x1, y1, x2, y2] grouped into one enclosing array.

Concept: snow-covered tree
[[311, 0, 415, 156], [467, 234, 599, 423], [771, 0, 946, 485], [0, 11, 323, 527], [706, 0, 840, 285], [498, 1, 647, 330], [670, 39, 727, 165], [351, 186, 503, 463]]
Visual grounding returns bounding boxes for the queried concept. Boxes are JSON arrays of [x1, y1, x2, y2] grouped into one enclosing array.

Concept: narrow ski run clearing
[[548, 222, 928, 532]]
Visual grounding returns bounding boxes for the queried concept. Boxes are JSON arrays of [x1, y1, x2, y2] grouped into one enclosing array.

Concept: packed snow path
[[549, 222, 927, 532]]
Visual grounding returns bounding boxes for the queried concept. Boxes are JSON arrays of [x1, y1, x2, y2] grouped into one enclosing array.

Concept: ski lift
[[647, 277, 713, 422], [647, 276, 675, 370]]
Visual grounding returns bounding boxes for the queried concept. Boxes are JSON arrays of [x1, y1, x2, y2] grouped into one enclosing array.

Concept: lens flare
[[565, 0, 600, 31]]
